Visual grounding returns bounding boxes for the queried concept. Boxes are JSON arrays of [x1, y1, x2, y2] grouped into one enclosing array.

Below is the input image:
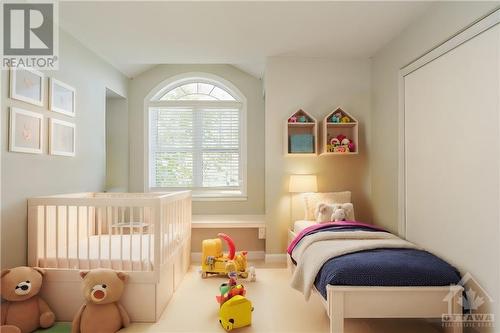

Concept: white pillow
[[304, 191, 352, 220]]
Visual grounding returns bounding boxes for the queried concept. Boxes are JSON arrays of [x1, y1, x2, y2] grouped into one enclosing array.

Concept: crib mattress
[[38, 234, 154, 271]]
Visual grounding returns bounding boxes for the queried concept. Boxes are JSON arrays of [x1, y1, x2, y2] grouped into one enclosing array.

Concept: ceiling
[[60, 1, 433, 78]]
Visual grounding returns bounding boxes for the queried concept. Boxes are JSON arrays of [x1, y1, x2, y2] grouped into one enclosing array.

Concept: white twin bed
[[288, 192, 463, 333]]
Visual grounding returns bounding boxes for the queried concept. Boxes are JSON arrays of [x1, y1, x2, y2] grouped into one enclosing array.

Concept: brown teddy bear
[[71, 269, 130, 333], [0, 266, 55, 333]]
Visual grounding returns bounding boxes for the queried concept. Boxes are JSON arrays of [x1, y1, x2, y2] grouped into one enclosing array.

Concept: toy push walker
[[217, 272, 253, 331], [201, 233, 255, 280]]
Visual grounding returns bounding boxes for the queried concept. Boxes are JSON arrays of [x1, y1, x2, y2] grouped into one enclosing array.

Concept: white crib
[[27, 191, 191, 322]]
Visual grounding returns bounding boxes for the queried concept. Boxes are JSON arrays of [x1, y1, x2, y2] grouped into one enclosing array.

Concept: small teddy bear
[[315, 202, 354, 223], [331, 203, 354, 222], [71, 269, 130, 333], [0, 266, 55, 333], [315, 203, 335, 223]]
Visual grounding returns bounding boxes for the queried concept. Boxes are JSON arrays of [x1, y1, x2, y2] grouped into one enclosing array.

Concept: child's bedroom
[[1, 1, 499, 333]]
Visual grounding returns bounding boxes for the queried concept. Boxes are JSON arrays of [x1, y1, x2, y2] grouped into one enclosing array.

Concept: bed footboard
[[326, 285, 463, 333]]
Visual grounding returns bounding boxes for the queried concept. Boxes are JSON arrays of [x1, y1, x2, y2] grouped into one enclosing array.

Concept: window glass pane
[[155, 108, 193, 149], [202, 152, 239, 187], [198, 83, 214, 95], [161, 87, 186, 100], [210, 86, 235, 101], [159, 82, 236, 101], [202, 109, 239, 149], [155, 151, 193, 187], [180, 83, 197, 95], [180, 94, 218, 101]]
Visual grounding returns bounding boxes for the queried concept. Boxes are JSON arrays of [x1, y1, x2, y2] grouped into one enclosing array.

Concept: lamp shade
[[289, 174, 318, 193]]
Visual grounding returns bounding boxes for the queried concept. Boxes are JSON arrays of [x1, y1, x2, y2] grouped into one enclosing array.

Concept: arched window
[[146, 73, 247, 199]]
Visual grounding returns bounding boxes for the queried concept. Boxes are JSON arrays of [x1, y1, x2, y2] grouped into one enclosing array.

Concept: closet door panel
[[404, 25, 499, 298]]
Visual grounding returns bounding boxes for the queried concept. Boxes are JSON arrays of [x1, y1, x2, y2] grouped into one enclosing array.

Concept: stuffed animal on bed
[[315, 203, 335, 222], [0, 266, 55, 333], [331, 203, 354, 222], [71, 269, 130, 333], [315, 202, 355, 223]]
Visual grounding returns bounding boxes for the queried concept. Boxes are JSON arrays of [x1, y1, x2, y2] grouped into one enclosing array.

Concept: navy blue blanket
[[314, 248, 461, 299]]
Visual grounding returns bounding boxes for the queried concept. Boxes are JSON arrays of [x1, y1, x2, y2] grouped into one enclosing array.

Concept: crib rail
[[28, 192, 191, 272]]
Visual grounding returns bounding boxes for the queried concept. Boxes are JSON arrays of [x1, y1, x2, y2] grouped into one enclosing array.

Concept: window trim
[[144, 72, 247, 201]]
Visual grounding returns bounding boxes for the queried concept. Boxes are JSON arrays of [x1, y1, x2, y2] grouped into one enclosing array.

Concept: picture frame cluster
[[9, 68, 76, 157]]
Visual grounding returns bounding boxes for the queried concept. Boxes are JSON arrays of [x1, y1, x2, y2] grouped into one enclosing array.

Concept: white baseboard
[[265, 253, 287, 264], [191, 251, 265, 263]]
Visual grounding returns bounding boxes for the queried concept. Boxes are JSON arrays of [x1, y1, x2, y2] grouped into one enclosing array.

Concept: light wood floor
[[121, 266, 445, 333]]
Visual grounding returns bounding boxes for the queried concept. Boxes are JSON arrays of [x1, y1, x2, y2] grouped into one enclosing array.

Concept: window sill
[[192, 194, 248, 202], [149, 188, 247, 202]]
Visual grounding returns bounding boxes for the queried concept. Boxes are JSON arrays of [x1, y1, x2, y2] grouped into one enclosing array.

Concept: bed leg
[[330, 291, 344, 333], [444, 292, 463, 333]]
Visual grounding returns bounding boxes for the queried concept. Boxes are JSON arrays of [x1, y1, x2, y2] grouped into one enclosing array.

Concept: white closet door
[[404, 25, 499, 299]]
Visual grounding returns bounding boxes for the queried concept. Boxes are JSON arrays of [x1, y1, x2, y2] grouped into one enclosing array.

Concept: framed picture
[[49, 118, 76, 157], [10, 68, 45, 107], [50, 78, 76, 117], [9, 108, 43, 154]]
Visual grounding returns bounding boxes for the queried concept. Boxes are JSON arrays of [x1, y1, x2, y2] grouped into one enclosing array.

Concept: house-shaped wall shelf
[[284, 109, 318, 155], [321, 107, 359, 155]]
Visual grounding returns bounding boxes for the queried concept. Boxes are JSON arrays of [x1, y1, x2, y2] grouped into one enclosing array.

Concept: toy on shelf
[[340, 115, 351, 123], [297, 115, 307, 123], [327, 134, 356, 153], [288, 116, 297, 123], [329, 112, 341, 123], [201, 233, 254, 279]]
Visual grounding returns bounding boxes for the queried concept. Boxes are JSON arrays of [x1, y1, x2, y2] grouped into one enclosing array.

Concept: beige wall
[[1, 30, 129, 269], [191, 228, 264, 253], [106, 96, 129, 191], [128, 64, 265, 215], [265, 57, 372, 254], [370, 1, 499, 232]]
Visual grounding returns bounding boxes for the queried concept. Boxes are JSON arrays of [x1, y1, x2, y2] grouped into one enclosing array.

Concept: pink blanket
[[287, 221, 386, 255]]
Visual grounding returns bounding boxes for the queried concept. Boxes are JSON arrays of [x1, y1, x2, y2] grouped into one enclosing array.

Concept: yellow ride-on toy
[[201, 233, 250, 279]]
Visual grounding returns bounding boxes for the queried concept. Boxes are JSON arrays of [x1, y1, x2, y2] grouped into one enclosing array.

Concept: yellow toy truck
[[218, 295, 253, 331], [201, 233, 250, 279]]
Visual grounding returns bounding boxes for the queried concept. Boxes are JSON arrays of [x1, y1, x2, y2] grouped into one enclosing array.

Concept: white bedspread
[[290, 231, 418, 300]]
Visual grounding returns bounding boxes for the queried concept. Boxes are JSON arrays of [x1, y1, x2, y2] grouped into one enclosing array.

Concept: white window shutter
[[150, 107, 241, 190]]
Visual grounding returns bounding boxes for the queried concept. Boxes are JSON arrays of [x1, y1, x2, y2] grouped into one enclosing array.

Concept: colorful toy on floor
[[218, 295, 253, 331], [216, 272, 246, 305], [0, 266, 56, 333], [72, 269, 130, 333], [201, 233, 253, 279]]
